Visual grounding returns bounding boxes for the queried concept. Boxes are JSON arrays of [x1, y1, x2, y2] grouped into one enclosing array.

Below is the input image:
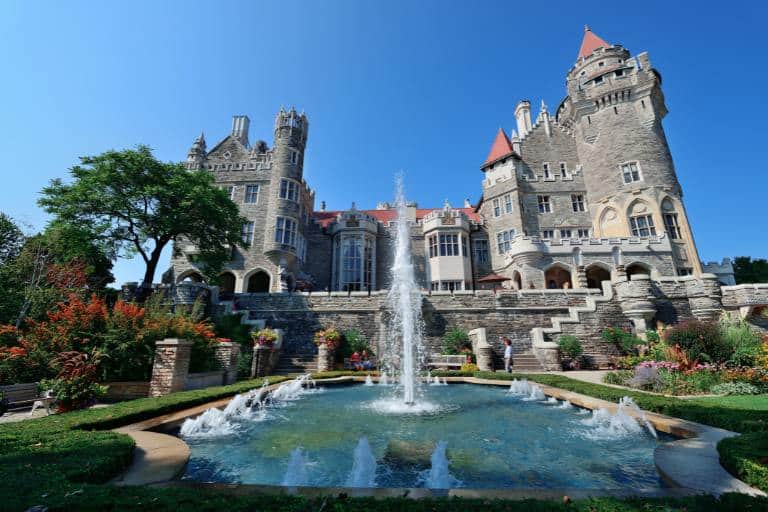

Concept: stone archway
[[626, 262, 651, 279], [177, 270, 204, 283], [512, 271, 522, 290], [246, 270, 271, 293], [586, 264, 611, 289], [544, 264, 573, 289], [219, 272, 236, 297]]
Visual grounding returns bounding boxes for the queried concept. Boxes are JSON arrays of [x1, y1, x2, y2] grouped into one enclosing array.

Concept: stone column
[[685, 274, 723, 321], [574, 265, 588, 289], [615, 274, 656, 339], [468, 327, 494, 372], [214, 342, 241, 385], [316, 344, 334, 372], [149, 338, 193, 397]]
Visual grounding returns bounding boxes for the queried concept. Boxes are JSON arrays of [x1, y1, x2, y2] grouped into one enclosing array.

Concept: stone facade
[[148, 338, 193, 397], [170, 27, 735, 294]]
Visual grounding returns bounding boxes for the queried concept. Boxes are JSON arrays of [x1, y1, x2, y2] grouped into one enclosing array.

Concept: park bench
[[426, 354, 466, 370], [0, 383, 54, 416]]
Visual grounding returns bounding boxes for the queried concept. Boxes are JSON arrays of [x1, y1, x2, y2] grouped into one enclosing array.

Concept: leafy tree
[[0, 212, 24, 266], [733, 256, 768, 284], [39, 146, 246, 298]]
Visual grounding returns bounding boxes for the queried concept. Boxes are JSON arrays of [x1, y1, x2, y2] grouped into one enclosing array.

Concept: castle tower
[[263, 107, 310, 287], [563, 26, 702, 275], [186, 132, 206, 170]]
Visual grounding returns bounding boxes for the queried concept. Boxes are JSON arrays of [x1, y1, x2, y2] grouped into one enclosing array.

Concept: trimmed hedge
[[1, 371, 767, 511], [718, 432, 768, 493]]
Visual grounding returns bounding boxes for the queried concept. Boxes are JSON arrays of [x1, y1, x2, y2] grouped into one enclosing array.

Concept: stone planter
[[316, 344, 335, 372], [250, 329, 283, 378]]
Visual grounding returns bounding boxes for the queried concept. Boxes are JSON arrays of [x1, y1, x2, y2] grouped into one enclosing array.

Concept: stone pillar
[[615, 274, 656, 339], [468, 327, 494, 372], [316, 344, 334, 372], [149, 338, 193, 397], [685, 274, 723, 321], [214, 342, 241, 385], [574, 265, 588, 289], [615, 264, 627, 280], [250, 329, 283, 378]]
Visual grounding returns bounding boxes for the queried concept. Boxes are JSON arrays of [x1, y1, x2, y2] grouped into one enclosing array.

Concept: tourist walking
[[502, 337, 513, 373]]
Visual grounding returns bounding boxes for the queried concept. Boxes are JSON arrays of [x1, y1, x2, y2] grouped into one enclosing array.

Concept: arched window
[[626, 262, 651, 279], [219, 272, 236, 298], [585, 264, 611, 289], [512, 271, 522, 290], [661, 198, 682, 239], [544, 264, 573, 289]]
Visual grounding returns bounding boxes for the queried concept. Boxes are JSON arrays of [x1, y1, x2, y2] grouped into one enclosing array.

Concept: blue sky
[[1, 0, 766, 286]]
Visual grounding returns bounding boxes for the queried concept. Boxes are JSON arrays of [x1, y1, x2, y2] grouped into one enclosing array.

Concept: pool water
[[180, 383, 668, 489]]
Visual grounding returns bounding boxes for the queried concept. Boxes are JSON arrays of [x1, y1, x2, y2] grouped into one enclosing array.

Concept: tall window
[[241, 221, 255, 244], [537, 195, 551, 213], [428, 234, 438, 258], [223, 185, 235, 200], [543, 163, 551, 179], [621, 162, 642, 184], [577, 228, 590, 238], [339, 235, 374, 291], [541, 229, 554, 239], [560, 229, 573, 239], [275, 217, 298, 247], [439, 233, 459, 256], [629, 215, 656, 237], [492, 198, 501, 217], [504, 194, 513, 214], [290, 150, 300, 165], [279, 178, 299, 202], [571, 194, 585, 212], [559, 162, 568, 178], [664, 213, 681, 239], [473, 239, 489, 263], [496, 229, 516, 254], [461, 235, 468, 258], [245, 184, 260, 203]]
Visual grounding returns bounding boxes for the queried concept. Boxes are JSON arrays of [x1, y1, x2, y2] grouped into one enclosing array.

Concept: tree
[[39, 146, 246, 298], [0, 213, 24, 266], [733, 256, 768, 284]]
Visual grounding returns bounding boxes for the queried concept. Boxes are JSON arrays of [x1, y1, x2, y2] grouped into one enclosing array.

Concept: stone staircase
[[489, 351, 544, 372], [272, 353, 317, 375]]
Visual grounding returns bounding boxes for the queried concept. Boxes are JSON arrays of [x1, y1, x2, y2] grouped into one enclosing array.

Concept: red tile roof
[[482, 128, 514, 167], [312, 207, 481, 228], [578, 25, 610, 60]]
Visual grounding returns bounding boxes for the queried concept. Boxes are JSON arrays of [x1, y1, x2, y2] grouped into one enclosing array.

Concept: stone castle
[[172, 27, 733, 295]]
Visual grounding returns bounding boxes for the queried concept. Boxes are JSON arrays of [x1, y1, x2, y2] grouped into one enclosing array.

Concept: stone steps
[[272, 354, 316, 375]]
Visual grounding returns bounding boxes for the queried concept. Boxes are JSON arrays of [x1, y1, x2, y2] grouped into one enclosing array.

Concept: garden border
[[116, 375, 764, 497]]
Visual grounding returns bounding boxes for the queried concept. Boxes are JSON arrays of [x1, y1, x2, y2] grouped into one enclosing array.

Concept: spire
[[578, 25, 610, 60], [482, 128, 514, 167]]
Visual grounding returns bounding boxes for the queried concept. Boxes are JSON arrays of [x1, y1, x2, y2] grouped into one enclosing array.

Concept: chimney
[[514, 100, 532, 138], [231, 115, 250, 146]]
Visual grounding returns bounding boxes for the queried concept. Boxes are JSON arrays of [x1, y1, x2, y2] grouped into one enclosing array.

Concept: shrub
[[441, 326, 471, 355], [722, 319, 762, 367], [339, 328, 375, 360], [711, 382, 761, 395], [664, 320, 729, 363], [251, 328, 278, 347], [601, 326, 643, 354], [603, 370, 633, 386], [42, 351, 106, 411], [557, 335, 583, 359], [460, 362, 479, 372], [314, 327, 341, 350]]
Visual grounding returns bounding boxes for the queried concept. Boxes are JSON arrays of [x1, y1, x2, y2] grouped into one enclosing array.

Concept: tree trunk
[[136, 244, 166, 302]]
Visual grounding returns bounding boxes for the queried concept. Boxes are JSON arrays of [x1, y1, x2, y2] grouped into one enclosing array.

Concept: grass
[[1, 370, 767, 511], [688, 394, 768, 410]]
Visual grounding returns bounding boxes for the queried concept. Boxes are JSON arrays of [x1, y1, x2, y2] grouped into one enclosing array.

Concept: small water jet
[[580, 396, 657, 440], [347, 437, 377, 487], [364, 374, 374, 386], [282, 447, 309, 486], [379, 373, 389, 386], [424, 441, 459, 489]]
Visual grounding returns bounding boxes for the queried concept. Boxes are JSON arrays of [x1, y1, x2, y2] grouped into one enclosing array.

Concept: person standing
[[502, 337, 513, 373]]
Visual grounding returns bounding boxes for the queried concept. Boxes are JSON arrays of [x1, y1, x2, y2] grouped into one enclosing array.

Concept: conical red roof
[[578, 25, 610, 59], [483, 128, 514, 167]]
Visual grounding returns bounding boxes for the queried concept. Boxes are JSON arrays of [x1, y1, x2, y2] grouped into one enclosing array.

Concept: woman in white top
[[502, 336, 513, 373]]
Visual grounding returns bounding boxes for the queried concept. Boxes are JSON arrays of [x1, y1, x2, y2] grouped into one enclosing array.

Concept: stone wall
[[103, 381, 150, 402], [185, 371, 226, 391]]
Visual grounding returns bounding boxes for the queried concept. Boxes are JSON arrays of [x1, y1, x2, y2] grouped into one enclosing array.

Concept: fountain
[[385, 174, 425, 406], [283, 447, 309, 486], [347, 437, 377, 487], [364, 374, 374, 386], [424, 440, 459, 489]]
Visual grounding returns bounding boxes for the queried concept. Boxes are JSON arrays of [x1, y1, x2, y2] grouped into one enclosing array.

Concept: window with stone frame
[[473, 239, 489, 263], [664, 213, 682, 239], [560, 229, 573, 239], [541, 229, 554, 239], [245, 184, 260, 204], [439, 233, 460, 256], [621, 161, 642, 184], [428, 234, 438, 258], [279, 178, 299, 202], [492, 198, 501, 217], [543, 163, 552, 179], [571, 194, 585, 212], [503, 194, 513, 214], [461, 235, 468, 258], [677, 268, 693, 276], [537, 195, 551, 213], [275, 216, 298, 248], [241, 221, 255, 245], [496, 229, 516, 254], [290, 150, 300, 165], [223, 185, 235, 201], [559, 162, 568, 178], [629, 214, 656, 237], [577, 228, 590, 238], [338, 234, 374, 291]]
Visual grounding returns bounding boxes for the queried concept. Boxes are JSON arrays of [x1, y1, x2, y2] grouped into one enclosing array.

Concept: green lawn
[[1, 371, 767, 511], [688, 394, 768, 411]]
